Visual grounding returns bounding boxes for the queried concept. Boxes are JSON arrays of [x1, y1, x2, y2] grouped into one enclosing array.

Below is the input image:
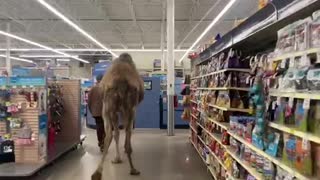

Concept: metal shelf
[[271, 48, 320, 62], [269, 91, 320, 100], [191, 68, 251, 80], [207, 117, 230, 130], [228, 131, 314, 180], [269, 122, 320, 144], [197, 87, 250, 91], [209, 104, 252, 113]]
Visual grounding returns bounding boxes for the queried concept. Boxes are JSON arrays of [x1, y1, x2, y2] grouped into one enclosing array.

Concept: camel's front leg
[[91, 105, 114, 180]]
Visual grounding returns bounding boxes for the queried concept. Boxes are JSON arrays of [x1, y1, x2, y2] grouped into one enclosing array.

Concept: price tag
[[12, 86, 17, 89], [246, 76, 250, 84], [272, 101, 277, 110], [5, 102, 10, 106], [289, 57, 294, 68], [22, 85, 26, 88], [276, 97, 281, 105], [301, 55, 309, 66], [288, 97, 294, 108], [303, 98, 311, 109], [302, 138, 310, 150], [280, 60, 286, 68]]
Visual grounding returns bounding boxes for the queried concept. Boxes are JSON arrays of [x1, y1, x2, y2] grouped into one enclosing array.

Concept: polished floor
[[26, 128, 212, 180]]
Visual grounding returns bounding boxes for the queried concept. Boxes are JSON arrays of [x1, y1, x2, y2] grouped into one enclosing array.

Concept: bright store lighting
[[57, 58, 70, 62], [37, 0, 118, 58], [179, 0, 237, 63], [0, 48, 192, 52], [0, 31, 89, 63], [0, 54, 34, 64], [20, 55, 79, 58]]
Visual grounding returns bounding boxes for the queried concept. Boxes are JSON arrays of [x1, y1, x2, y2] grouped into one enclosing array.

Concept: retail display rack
[[189, 0, 320, 180], [0, 77, 84, 178]]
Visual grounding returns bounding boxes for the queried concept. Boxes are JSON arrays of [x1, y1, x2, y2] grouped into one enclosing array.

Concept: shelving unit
[[197, 87, 250, 91], [209, 104, 252, 113], [189, 1, 320, 180], [269, 122, 320, 144], [269, 91, 320, 100], [191, 68, 251, 80]]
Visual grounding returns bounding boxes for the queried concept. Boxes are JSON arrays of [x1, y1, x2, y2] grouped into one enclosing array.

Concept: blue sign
[[93, 61, 111, 83], [0, 77, 7, 86], [9, 77, 46, 86]]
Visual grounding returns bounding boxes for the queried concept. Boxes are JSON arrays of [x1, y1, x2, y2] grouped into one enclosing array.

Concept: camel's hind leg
[[111, 117, 122, 164], [122, 108, 140, 175], [91, 103, 115, 180]]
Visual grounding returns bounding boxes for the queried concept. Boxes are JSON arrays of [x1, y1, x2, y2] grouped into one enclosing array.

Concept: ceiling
[[0, 0, 258, 60]]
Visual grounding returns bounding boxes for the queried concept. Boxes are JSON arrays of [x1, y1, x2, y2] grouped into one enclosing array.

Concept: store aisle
[[29, 129, 211, 180]]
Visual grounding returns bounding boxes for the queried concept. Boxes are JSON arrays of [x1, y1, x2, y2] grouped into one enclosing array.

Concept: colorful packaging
[[263, 160, 275, 180], [295, 138, 312, 176], [283, 134, 296, 167], [307, 68, 320, 92], [265, 132, 280, 157], [311, 10, 320, 48], [294, 18, 311, 51], [314, 145, 320, 177], [294, 99, 308, 132], [309, 101, 320, 135]]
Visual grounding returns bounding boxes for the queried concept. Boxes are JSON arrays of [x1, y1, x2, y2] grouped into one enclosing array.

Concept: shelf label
[[288, 97, 294, 108], [302, 138, 310, 150], [303, 99, 310, 109], [272, 101, 277, 110], [276, 97, 281, 105]]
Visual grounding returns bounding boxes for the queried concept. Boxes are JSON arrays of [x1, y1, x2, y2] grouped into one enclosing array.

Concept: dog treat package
[[264, 159, 275, 180], [294, 66, 309, 91], [307, 68, 320, 92], [274, 98, 286, 124], [216, 91, 230, 108], [309, 101, 320, 136], [275, 24, 295, 54], [294, 99, 309, 132], [265, 132, 280, 157], [275, 166, 295, 180], [295, 138, 312, 176], [283, 133, 296, 167], [294, 18, 311, 51], [279, 68, 296, 92], [314, 144, 320, 178], [311, 10, 320, 48]]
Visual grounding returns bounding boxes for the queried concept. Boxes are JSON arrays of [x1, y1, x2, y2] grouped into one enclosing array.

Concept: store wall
[[114, 51, 191, 70]]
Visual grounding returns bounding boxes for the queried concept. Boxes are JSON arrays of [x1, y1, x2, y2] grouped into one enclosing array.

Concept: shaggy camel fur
[[91, 53, 144, 180]]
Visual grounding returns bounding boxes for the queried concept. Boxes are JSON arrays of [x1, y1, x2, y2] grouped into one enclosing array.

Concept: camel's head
[[115, 53, 136, 69]]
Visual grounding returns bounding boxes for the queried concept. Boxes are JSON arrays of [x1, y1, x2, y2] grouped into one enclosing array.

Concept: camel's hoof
[[112, 157, 123, 164], [130, 169, 141, 176], [91, 171, 102, 180]]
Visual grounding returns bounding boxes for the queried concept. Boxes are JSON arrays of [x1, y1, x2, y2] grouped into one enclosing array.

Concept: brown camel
[[91, 53, 144, 180]]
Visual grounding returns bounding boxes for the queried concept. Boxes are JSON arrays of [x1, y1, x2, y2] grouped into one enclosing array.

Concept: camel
[[91, 53, 144, 180]]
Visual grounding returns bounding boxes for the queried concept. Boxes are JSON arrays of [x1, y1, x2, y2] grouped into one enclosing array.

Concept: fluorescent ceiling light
[[179, 0, 237, 62], [20, 55, 79, 58], [0, 48, 192, 52], [0, 31, 89, 63], [57, 58, 70, 62], [37, 0, 118, 58], [0, 54, 34, 64]]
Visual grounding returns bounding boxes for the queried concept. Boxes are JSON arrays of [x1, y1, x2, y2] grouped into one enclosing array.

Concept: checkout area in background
[[85, 61, 189, 129]]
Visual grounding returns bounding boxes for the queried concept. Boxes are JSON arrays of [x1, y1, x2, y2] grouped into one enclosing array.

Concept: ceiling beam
[[177, 0, 222, 49], [128, 0, 145, 49], [87, 0, 128, 49]]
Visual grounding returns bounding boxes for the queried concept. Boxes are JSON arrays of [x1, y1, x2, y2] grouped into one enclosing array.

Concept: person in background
[[88, 74, 105, 152]]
